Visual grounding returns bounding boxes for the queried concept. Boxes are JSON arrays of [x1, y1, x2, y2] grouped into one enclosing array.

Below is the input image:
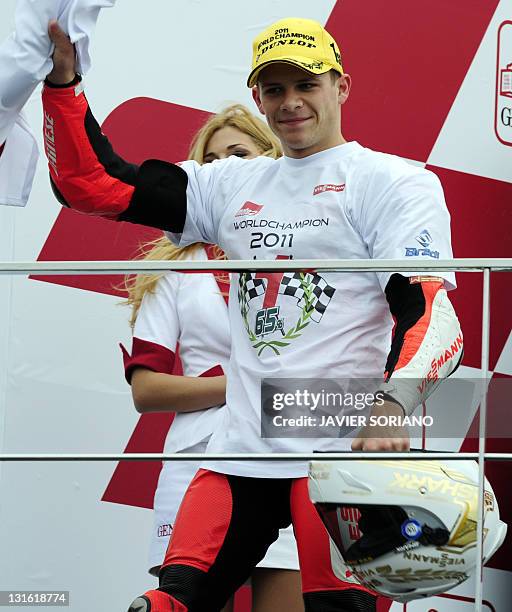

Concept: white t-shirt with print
[[131, 247, 299, 572], [168, 142, 456, 478]]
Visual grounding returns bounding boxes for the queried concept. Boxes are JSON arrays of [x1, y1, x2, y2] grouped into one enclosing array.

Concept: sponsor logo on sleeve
[[405, 248, 440, 258], [409, 276, 444, 284], [405, 229, 439, 258], [417, 332, 464, 393], [415, 229, 433, 248], [43, 112, 58, 176]]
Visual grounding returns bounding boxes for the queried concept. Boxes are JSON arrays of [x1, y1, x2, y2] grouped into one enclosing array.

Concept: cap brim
[[247, 57, 333, 87]]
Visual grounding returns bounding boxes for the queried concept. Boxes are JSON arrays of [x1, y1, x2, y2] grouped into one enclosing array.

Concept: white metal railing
[[476, 267, 490, 609], [0, 452, 511, 461], [1, 257, 511, 612], [0, 257, 511, 274]]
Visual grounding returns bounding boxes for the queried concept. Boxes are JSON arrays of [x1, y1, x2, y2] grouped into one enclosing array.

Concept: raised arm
[[43, 21, 188, 232]]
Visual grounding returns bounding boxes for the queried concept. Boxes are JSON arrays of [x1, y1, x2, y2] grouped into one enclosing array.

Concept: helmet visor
[[315, 503, 450, 565]]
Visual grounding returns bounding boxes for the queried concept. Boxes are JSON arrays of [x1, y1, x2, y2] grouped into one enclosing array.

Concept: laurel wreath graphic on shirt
[[239, 272, 322, 356]]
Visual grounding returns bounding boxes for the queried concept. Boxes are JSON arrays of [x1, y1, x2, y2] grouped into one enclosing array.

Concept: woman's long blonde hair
[[124, 104, 282, 328]]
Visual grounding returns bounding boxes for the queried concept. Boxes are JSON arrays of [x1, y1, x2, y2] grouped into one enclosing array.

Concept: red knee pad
[[162, 469, 233, 572]]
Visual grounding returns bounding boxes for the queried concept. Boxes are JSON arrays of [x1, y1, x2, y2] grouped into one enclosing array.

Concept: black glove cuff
[[45, 73, 82, 89]]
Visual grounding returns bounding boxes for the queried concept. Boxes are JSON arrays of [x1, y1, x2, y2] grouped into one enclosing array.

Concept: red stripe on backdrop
[[426, 166, 512, 370], [326, 0, 499, 161], [101, 411, 174, 509], [101, 359, 225, 509], [32, 210, 161, 297], [101, 348, 183, 509], [31, 98, 212, 296]]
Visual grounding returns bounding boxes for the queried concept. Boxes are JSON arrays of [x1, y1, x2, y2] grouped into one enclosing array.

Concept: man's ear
[[252, 86, 265, 115], [337, 73, 351, 105]]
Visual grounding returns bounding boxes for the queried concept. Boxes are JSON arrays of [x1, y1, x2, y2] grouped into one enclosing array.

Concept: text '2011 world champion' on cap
[[247, 17, 344, 87]]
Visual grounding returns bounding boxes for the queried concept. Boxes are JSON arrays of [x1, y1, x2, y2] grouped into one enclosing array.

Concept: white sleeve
[[0, 112, 38, 207], [133, 273, 180, 352], [357, 158, 456, 291], [123, 274, 182, 381], [59, 0, 117, 75], [165, 156, 242, 248], [0, 0, 115, 144]]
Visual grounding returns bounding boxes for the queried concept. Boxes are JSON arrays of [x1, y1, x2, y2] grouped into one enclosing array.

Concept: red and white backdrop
[[0, 1, 511, 610]]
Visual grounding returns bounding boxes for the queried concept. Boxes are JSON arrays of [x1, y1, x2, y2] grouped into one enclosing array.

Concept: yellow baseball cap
[[247, 17, 343, 88]]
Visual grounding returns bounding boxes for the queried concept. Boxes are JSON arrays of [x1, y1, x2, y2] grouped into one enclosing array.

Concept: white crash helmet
[[308, 460, 507, 603]]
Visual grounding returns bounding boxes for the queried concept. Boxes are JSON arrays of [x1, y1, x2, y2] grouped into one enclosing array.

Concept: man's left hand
[[351, 400, 410, 451]]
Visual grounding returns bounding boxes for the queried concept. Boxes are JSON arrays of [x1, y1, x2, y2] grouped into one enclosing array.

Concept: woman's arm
[[130, 368, 226, 414]]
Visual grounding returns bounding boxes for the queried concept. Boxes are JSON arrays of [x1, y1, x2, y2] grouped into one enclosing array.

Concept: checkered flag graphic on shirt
[[238, 273, 265, 318], [279, 272, 336, 322]]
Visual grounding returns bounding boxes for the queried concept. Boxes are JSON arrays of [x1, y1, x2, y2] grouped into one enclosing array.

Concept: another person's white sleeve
[[0, 0, 116, 144], [0, 0, 116, 206], [122, 274, 181, 382], [0, 112, 38, 206]]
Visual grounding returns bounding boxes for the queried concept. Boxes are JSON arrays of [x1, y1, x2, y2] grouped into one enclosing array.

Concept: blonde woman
[[122, 105, 303, 612]]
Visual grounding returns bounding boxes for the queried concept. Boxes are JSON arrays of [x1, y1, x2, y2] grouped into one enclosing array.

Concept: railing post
[[474, 267, 491, 611]]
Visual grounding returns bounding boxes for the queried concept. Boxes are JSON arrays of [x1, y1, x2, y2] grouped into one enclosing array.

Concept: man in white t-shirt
[[42, 17, 462, 612]]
